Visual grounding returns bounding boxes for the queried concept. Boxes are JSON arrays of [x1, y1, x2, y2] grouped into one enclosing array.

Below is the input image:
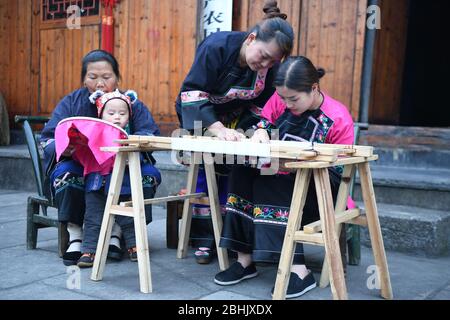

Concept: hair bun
[[317, 68, 326, 79], [263, 0, 287, 20]]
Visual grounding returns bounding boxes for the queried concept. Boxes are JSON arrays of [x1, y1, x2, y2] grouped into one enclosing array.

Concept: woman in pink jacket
[[214, 56, 355, 299]]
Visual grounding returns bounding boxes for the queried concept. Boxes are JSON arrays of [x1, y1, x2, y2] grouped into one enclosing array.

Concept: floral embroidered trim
[[180, 69, 268, 107], [54, 175, 85, 194], [226, 194, 253, 215], [253, 205, 290, 223], [209, 69, 268, 104], [180, 90, 210, 106], [142, 175, 156, 187]]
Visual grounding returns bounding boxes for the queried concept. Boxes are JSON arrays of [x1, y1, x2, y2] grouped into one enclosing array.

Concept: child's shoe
[[128, 247, 138, 262], [77, 253, 95, 268]]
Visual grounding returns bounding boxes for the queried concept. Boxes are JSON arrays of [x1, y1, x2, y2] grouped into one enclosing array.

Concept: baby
[[90, 89, 137, 129], [77, 89, 146, 268]]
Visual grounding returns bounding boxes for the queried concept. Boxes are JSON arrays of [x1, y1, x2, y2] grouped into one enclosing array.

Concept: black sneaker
[[271, 271, 317, 299], [214, 262, 258, 286]]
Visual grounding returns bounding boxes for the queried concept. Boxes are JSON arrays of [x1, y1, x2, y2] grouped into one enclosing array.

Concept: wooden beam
[[293, 231, 325, 245], [109, 205, 135, 217], [285, 155, 378, 169], [119, 192, 206, 207], [347, 215, 368, 227], [303, 208, 361, 234]]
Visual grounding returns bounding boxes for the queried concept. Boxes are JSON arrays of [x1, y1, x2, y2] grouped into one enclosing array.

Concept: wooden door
[[369, 0, 409, 125], [32, 0, 102, 116]]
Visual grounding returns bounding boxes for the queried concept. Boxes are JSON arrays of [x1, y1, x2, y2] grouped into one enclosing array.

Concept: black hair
[[273, 56, 325, 93], [81, 49, 120, 83], [247, 0, 294, 58]]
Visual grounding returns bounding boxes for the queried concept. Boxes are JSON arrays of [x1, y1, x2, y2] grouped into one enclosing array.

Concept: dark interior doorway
[[399, 0, 450, 127]]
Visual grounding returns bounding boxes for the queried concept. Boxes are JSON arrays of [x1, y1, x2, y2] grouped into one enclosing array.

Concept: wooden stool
[[91, 151, 153, 293], [91, 148, 207, 293], [272, 156, 393, 300]]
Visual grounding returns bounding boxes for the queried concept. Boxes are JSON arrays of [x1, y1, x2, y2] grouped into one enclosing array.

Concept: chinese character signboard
[[201, 0, 233, 41]]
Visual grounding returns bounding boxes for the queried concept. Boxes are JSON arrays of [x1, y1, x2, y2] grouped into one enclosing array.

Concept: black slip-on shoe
[[271, 271, 317, 299], [62, 239, 82, 266], [214, 262, 258, 286]]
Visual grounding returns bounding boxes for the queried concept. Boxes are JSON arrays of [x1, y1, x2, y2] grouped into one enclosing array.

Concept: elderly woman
[[40, 50, 160, 266]]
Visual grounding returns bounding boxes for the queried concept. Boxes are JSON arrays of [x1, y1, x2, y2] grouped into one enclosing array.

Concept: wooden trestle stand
[[91, 135, 392, 300]]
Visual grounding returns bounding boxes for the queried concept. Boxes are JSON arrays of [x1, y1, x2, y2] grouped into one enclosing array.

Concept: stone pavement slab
[[1, 189, 449, 301]]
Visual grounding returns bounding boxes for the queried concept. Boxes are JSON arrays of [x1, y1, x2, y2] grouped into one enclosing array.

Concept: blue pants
[[82, 187, 155, 253]]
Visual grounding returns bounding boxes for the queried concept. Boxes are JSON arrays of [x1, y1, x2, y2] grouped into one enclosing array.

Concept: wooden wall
[[0, 0, 33, 119], [0, 0, 101, 124], [234, 0, 367, 120], [113, 0, 198, 134], [1, 0, 198, 134], [2, 0, 368, 133], [39, 26, 101, 114]]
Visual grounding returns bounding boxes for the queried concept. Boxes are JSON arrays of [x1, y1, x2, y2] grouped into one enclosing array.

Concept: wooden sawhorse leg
[[273, 169, 312, 300], [176, 152, 229, 271], [203, 153, 229, 270], [358, 162, 393, 299], [319, 164, 356, 288], [177, 152, 201, 259], [314, 168, 348, 300], [273, 167, 348, 300], [91, 151, 152, 293], [317, 162, 393, 299]]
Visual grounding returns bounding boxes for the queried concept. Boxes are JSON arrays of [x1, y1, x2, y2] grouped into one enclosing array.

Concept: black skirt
[[219, 165, 341, 265]]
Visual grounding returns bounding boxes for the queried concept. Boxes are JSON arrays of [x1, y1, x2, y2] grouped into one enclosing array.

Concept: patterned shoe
[[77, 253, 95, 268], [194, 247, 216, 264], [128, 247, 138, 262]]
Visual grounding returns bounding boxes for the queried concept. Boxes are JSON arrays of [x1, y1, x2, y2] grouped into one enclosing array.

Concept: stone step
[[358, 202, 450, 257], [371, 147, 450, 170], [0, 145, 188, 199], [354, 165, 450, 211], [359, 124, 450, 170]]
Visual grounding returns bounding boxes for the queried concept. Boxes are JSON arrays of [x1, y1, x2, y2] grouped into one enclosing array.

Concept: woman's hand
[[250, 128, 270, 143], [207, 121, 246, 141]]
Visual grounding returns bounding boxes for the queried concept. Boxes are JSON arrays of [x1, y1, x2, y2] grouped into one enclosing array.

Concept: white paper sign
[[201, 0, 233, 40]]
